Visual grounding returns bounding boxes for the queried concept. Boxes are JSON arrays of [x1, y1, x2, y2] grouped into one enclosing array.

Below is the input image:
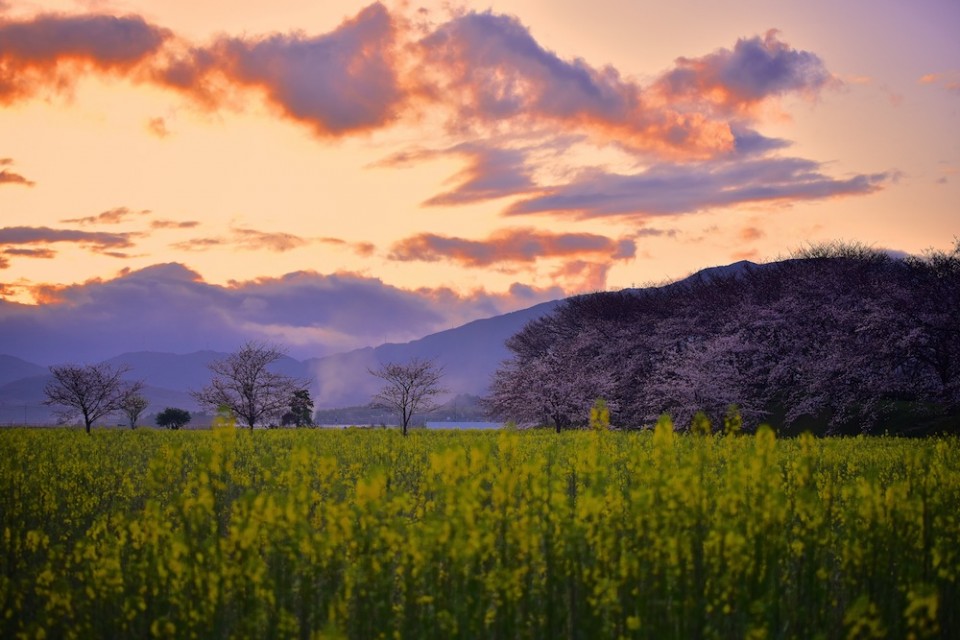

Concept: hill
[[0, 259, 788, 423], [0, 355, 46, 387], [305, 298, 561, 408], [485, 243, 960, 435], [0, 295, 561, 423]]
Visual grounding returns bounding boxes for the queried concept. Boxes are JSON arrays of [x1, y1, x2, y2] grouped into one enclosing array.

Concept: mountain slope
[[1, 260, 767, 420], [0, 355, 46, 387], [306, 298, 562, 407]]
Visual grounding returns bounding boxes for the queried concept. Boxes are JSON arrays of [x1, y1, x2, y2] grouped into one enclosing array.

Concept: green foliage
[[1, 429, 958, 639], [690, 410, 712, 435], [155, 407, 191, 430], [282, 389, 314, 427], [589, 398, 611, 431], [723, 404, 743, 436]]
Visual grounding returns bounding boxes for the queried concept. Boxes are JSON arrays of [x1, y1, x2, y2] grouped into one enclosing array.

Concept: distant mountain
[[305, 298, 562, 408], [0, 373, 201, 426], [0, 260, 766, 422], [0, 355, 46, 387], [0, 375, 51, 425], [102, 351, 223, 392]]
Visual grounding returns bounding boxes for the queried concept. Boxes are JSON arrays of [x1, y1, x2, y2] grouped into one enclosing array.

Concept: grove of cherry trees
[[486, 241, 960, 435]]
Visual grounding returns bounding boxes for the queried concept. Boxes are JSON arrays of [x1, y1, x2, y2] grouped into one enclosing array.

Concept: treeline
[[486, 241, 960, 435]]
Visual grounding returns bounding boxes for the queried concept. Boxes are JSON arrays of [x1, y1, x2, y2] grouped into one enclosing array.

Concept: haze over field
[[0, 0, 957, 364]]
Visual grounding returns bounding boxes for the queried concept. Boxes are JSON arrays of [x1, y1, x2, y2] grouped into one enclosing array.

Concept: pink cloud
[[655, 30, 836, 115], [0, 263, 563, 362], [919, 71, 960, 93], [0, 13, 170, 102], [157, 3, 405, 135], [0, 225, 136, 251], [0, 6, 890, 227], [319, 237, 377, 257], [550, 260, 611, 293], [418, 143, 538, 206], [61, 206, 150, 225], [150, 219, 199, 230], [389, 228, 635, 267], [506, 157, 888, 219], [418, 10, 735, 158]]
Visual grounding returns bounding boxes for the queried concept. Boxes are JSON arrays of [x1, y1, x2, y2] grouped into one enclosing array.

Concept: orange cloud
[[0, 158, 34, 186], [155, 3, 406, 136], [417, 11, 735, 158], [389, 228, 635, 267], [61, 206, 150, 225], [319, 237, 377, 257], [0, 13, 170, 103], [146, 116, 170, 138], [654, 29, 837, 116], [150, 219, 199, 230], [0, 7, 840, 163], [173, 227, 320, 253], [919, 71, 960, 93], [0, 168, 33, 186], [550, 260, 612, 293]]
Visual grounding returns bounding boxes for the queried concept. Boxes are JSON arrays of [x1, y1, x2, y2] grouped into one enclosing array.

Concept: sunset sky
[[0, 0, 957, 363]]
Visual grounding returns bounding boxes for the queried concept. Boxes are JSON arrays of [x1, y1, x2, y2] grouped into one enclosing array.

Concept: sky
[[0, 0, 957, 363]]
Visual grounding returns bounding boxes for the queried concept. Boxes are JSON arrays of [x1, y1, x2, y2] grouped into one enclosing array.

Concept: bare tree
[[121, 392, 149, 429], [192, 341, 310, 429], [43, 363, 143, 434], [369, 358, 445, 435]]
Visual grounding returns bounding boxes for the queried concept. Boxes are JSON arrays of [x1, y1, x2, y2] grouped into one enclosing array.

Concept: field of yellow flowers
[[2, 421, 958, 639]]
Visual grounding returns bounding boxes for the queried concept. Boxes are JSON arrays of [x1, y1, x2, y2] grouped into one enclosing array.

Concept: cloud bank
[[0, 263, 561, 364], [0, 4, 888, 225], [506, 158, 888, 219]]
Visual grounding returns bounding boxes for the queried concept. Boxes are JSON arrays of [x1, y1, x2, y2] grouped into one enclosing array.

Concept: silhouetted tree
[[43, 363, 143, 434], [192, 342, 310, 429], [281, 389, 315, 427], [156, 407, 191, 430], [369, 358, 445, 435]]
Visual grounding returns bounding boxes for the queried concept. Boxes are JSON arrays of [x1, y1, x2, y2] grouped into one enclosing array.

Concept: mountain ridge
[[0, 261, 751, 423]]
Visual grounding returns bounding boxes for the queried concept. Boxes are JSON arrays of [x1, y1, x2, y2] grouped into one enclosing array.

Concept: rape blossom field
[[2, 422, 958, 639]]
